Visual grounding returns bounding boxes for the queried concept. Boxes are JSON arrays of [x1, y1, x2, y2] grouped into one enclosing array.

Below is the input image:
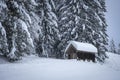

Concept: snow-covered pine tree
[[2, 0, 35, 61], [53, 0, 67, 58], [0, 23, 9, 56], [0, 0, 9, 56], [109, 39, 116, 53], [34, 0, 44, 56], [53, 0, 77, 58], [81, 0, 108, 61], [2, 16, 18, 61], [96, 0, 108, 60], [117, 43, 120, 54], [41, 0, 60, 57], [1, 0, 18, 60]]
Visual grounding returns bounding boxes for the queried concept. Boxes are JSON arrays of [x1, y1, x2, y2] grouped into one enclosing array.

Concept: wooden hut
[[65, 41, 98, 62]]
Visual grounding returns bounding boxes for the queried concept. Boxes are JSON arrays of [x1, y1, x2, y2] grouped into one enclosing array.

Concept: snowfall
[[0, 52, 120, 80]]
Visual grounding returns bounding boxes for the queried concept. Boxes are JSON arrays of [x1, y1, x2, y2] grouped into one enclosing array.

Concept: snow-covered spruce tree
[[80, 0, 108, 61], [96, 0, 108, 60], [2, 17, 18, 61], [1, 0, 18, 60], [41, 0, 60, 57], [55, 0, 82, 58], [109, 39, 116, 53], [22, 0, 43, 56], [33, 0, 44, 56], [2, 0, 35, 61], [117, 43, 120, 54], [52, 0, 68, 58], [13, 0, 36, 57], [0, 23, 9, 56], [0, 0, 9, 56]]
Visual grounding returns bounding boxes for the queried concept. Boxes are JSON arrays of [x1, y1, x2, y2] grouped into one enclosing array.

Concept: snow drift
[[0, 52, 120, 80]]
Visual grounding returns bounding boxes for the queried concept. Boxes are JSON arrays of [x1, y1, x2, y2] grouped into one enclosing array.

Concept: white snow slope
[[0, 52, 120, 80]]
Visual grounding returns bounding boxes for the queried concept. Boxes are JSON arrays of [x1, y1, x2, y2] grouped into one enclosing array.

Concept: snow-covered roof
[[65, 41, 98, 53]]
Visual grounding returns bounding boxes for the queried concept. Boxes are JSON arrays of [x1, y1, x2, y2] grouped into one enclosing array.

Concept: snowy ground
[[0, 52, 120, 80]]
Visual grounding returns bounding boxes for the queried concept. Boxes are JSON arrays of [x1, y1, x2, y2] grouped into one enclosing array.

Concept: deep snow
[[0, 52, 120, 80]]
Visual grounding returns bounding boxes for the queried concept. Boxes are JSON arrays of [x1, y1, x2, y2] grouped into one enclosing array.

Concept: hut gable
[[65, 41, 97, 54], [65, 41, 98, 62]]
